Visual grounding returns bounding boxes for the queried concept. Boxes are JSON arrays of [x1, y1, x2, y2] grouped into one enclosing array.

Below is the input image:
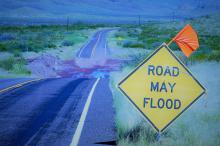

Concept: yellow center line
[[104, 39, 107, 56], [0, 78, 43, 94], [90, 32, 102, 58], [78, 39, 91, 58]]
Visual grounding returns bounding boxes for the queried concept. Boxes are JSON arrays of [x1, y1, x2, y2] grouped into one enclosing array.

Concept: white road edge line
[[90, 32, 101, 58], [70, 78, 100, 146]]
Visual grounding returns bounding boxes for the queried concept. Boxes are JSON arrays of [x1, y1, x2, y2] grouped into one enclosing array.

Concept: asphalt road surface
[[0, 29, 116, 146], [77, 29, 110, 59]]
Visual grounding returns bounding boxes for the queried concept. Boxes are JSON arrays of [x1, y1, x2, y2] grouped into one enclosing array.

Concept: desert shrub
[[0, 24, 95, 53], [208, 51, 220, 61], [62, 40, 74, 46], [114, 28, 128, 38], [0, 43, 7, 51], [13, 49, 22, 57], [203, 35, 220, 51], [127, 28, 141, 37], [0, 33, 15, 41], [0, 57, 15, 70], [190, 52, 208, 62], [3, 41, 22, 52], [145, 37, 161, 45], [46, 43, 57, 48], [12, 58, 30, 74], [122, 40, 145, 48], [0, 57, 30, 74]]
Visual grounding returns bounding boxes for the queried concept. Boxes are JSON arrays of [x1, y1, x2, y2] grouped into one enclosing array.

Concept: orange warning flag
[[171, 24, 199, 57]]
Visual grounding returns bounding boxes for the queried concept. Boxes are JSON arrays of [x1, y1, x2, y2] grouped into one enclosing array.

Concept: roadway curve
[[0, 29, 116, 146]]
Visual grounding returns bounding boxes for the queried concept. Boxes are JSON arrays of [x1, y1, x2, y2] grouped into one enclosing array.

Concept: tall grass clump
[[110, 62, 220, 145], [110, 68, 170, 146], [0, 57, 30, 75]]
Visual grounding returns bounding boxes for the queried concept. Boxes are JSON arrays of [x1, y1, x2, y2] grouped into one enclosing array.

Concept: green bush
[[127, 28, 141, 37], [190, 52, 208, 62], [47, 43, 57, 48], [3, 41, 22, 52], [115, 30, 127, 38], [13, 49, 22, 57], [208, 51, 220, 61], [0, 24, 96, 53], [115, 23, 220, 62], [0, 57, 30, 74], [12, 58, 31, 74], [122, 40, 145, 48], [61, 40, 75, 46], [0, 43, 7, 51], [0, 57, 15, 70], [203, 35, 220, 51]]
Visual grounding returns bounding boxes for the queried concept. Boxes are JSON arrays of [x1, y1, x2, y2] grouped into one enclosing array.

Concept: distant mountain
[[0, 0, 220, 23]]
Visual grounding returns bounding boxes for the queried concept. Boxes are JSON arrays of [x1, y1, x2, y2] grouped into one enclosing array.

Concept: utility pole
[[138, 15, 141, 26], [66, 16, 69, 31], [172, 11, 175, 22]]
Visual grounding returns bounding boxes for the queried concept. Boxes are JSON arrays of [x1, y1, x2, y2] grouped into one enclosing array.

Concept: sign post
[[118, 43, 206, 133]]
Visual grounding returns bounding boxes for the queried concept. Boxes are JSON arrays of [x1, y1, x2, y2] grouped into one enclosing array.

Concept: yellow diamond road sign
[[118, 43, 206, 132]]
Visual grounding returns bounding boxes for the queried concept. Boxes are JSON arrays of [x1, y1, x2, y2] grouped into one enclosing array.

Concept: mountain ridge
[[0, 0, 220, 23]]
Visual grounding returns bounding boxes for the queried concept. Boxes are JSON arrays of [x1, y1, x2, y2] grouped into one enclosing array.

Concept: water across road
[[0, 29, 116, 146]]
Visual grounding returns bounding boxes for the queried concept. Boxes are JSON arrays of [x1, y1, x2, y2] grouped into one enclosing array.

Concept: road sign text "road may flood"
[[118, 43, 206, 132]]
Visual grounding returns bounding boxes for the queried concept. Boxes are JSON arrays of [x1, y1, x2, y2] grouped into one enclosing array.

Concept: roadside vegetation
[[0, 24, 102, 77], [109, 14, 220, 146], [0, 57, 30, 75], [112, 14, 220, 64], [110, 63, 220, 146]]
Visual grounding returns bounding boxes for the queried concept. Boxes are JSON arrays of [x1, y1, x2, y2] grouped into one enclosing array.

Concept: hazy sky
[[0, 0, 220, 23]]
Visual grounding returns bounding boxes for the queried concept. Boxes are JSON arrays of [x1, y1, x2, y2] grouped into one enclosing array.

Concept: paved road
[[0, 78, 35, 90], [0, 29, 116, 146], [77, 29, 110, 59]]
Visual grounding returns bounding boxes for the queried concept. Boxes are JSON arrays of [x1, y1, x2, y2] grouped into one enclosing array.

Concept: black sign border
[[118, 43, 206, 133]]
